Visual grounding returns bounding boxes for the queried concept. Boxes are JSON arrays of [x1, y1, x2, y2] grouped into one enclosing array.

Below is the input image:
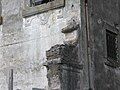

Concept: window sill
[[22, 0, 65, 18]]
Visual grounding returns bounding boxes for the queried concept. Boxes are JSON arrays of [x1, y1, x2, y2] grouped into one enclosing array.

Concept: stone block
[[45, 44, 83, 90]]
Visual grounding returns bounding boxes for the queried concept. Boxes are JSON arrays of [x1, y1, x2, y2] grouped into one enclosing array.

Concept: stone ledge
[[61, 24, 79, 33], [22, 0, 65, 18], [46, 44, 77, 61], [46, 44, 66, 60], [45, 44, 83, 70], [43, 58, 83, 70]]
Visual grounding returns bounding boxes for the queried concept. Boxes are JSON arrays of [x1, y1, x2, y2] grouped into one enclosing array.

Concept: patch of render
[[0, 0, 81, 90], [23, 0, 81, 90]]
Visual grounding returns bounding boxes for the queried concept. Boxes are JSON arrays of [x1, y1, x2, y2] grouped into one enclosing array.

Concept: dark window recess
[[106, 30, 117, 60], [30, 0, 54, 6]]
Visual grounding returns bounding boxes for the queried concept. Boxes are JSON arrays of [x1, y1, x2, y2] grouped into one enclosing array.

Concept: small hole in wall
[[71, 4, 74, 9], [73, 19, 75, 22], [71, 4, 74, 7], [59, 10, 61, 13]]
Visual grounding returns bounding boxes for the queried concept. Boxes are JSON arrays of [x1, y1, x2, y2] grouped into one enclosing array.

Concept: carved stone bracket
[[44, 17, 81, 90], [44, 44, 83, 90], [61, 17, 80, 46], [61, 24, 79, 33]]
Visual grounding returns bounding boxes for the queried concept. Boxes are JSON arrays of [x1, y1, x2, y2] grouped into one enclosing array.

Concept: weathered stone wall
[[0, 0, 81, 90], [87, 0, 120, 90]]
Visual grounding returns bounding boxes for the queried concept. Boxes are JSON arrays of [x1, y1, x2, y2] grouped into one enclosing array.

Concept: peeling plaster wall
[[0, 0, 81, 90]]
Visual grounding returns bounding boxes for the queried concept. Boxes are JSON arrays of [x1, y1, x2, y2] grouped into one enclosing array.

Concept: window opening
[[106, 30, 118, 60]]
